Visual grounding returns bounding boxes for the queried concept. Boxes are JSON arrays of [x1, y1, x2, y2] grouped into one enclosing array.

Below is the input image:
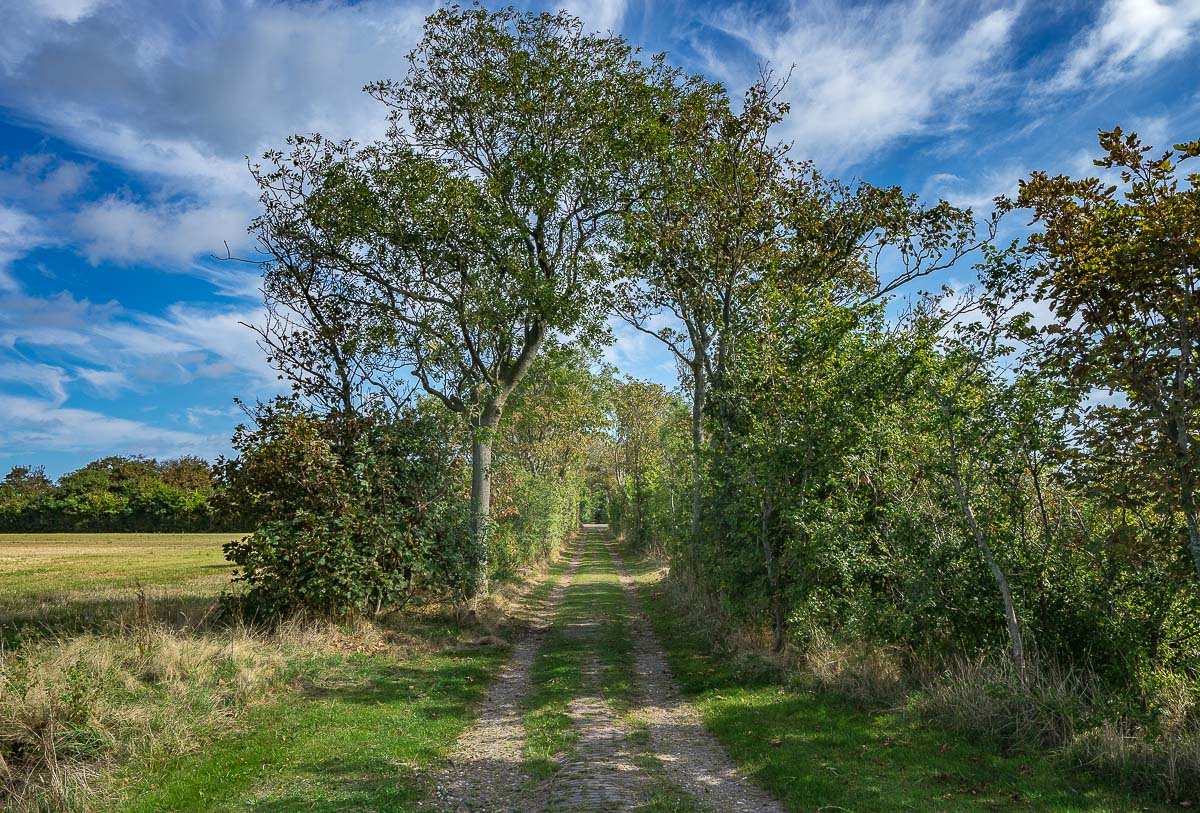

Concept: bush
[[219, 399, 470, 618], [488, 464, 580, 581]]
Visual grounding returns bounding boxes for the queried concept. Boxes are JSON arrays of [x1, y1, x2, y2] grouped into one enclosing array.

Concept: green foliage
[[1010, 127, 1200, 580], [220, 399, 470, 618], [250, 4, 685, 593], [605, 380, 690, 551], [609, 121, 1200, 796], [0, 458, 222, 533], [488, 344, 609, 578]]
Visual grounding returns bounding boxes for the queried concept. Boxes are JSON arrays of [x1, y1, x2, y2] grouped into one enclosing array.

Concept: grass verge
[[106, 648, 505, 813], [626, 555, 1175, 813]]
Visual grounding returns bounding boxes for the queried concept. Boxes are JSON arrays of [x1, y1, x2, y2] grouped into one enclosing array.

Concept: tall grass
[[918, 656, 1200, 801], [0, 591, 393, 812], [654, 563, 1200, 803]]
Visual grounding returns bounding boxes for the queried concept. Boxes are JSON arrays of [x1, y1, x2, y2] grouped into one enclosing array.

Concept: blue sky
[[1, 0, 1198, 478]]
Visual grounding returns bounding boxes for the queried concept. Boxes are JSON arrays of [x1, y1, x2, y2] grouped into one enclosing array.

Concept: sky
[[0, 0, 1198, 478]]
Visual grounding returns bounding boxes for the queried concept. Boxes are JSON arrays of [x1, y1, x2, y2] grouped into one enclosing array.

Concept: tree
[[497, 342, 612, 479], [618, 72, 990, 566], [0, 465, 53, 500], [610, 379, 683, 548], [920, 291, 1032, 683], [158, 456, 215, 492], [249, 5, 676, 593], [1011, 128, 1200, 581], [616, 74, 789, 550]]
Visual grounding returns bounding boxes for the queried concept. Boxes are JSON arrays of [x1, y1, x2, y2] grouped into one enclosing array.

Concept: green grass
[[0, 532, 239, 648], [522, 543, 589, 778], [627, 555, 1173, 813], [522, 530, 637, 778], [106, 649, 505, 813], [0, 533, 236, 596], [95, 549, 577, 812]]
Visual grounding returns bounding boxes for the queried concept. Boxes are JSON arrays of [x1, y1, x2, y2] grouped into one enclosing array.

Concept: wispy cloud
[[0, 204, 44, 291], [705, 0, 1020, 168], [561, 0, 628, 32], [1048, 0, 1200, 92], [0, 360, 71, 405], [0, 290, 273, 397], [0, 393, 221, 457], [0, 0, 430, 189]]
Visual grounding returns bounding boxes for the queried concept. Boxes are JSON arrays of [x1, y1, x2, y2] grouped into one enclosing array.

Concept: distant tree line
[[0, 456, 232, 532]]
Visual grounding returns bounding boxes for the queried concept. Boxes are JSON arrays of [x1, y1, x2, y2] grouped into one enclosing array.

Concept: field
[[0, 532, 527, 812], [0, 533, 238, 648], [1, 530, 1178, 813], [0, 533, 235, 597]]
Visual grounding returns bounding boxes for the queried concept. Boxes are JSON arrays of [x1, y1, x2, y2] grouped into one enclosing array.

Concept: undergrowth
[[650, 558, 1199, 805]]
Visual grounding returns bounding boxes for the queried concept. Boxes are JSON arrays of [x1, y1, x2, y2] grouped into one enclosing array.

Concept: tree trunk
[[689, 360, 707, 565], [941, 399, 1027, 686], [1183, 503, 1200, 582], [469, 403, 503, 597], [1171, 418, 1200, 582]]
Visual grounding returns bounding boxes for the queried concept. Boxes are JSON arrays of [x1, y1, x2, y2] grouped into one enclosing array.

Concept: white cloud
[[0, 361, 71, 405], [145, 303, 273, 384], [0, 290, 275, 397], [76, 367, 128, 395], [0, 393, 219, 457], [1049, 0, 1200, 92], [560, 0, 628, 32], [30, 0, 106, 24], [706, 0, 1020, 168], [0, 153, 93, 207], [0, 205, 45, 291], [0, 0, 432, 273], [921, 161, 1027, 211], [74, 194, 250, 268], [0, 1, 429, 188]]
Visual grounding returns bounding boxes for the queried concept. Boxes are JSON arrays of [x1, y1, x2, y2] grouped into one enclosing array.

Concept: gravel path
[[610, 545, 788, 813], [428, 544, 584, 813], [427, 528, 785, 812]]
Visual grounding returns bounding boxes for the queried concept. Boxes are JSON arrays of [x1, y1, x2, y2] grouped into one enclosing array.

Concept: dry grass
[[792, 627, 909, 706], [652, 561, 1200, 803], [0, 534, 235, 599], [919, 657, 1200, 801], [1064, 718, 1200, 801], [0, 586, 421, 812], [918, 656, 1095, 748], [1, 620, 279, 809]]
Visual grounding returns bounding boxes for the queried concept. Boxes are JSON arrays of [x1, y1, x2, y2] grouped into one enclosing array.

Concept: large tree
[[617, 72, 989, 564], [249, 6, 676, 592], [1010, 129, 1200, 582]]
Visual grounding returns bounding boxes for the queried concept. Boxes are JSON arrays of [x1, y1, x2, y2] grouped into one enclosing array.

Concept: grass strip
[[626, 555, 1173, 813], [107, 649, 503, 813], [522, 531, 637, 778]]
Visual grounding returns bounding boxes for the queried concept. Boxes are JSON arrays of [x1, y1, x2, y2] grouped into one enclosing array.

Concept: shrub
[[219, 399, 470, 618]]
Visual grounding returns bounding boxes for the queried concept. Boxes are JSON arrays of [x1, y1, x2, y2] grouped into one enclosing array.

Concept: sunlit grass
[[628, 555, 1175, 813]]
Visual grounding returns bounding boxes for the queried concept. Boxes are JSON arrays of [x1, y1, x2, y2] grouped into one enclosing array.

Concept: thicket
[[220, 344, 607, 618], [0, 456, 225, 532], [606, 118, 1200, 798]]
